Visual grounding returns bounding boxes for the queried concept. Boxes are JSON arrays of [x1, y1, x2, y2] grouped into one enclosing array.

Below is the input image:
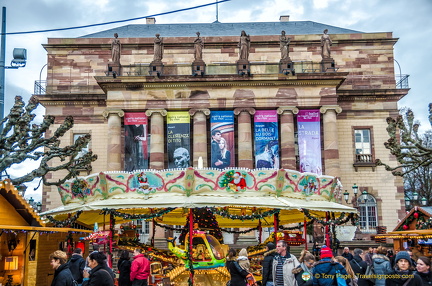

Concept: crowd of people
[[49, 247, 150, 286], [48, 243, 432, 286], [227, 244, 432, 286]]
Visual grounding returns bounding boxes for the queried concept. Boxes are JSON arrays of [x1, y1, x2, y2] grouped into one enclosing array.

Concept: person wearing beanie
[[385, 251, 422, 286], [312, 245, 350, 286], [49, 250, 75, 286], [272, 240, 300, 286], [262, 242, 277, 286]]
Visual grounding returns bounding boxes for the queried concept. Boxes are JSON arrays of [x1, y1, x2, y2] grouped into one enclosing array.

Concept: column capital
[[102, 109, 124, 119], [234, 107, 256, 116], [145, 109, 167, 117], [277, 106, 299, 115], [189, 108, 211, 117], [320, 105, 342, 114]]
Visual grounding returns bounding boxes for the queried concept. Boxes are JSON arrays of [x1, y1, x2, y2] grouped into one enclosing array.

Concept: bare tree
[[376, 103, 432, 176], [0, 96, 97, 187]]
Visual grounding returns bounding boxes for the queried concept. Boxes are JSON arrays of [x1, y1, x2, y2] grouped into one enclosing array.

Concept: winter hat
[[266, 242, 276, 250], [395, 251, 412, 266], [320, 245, 333, 259]]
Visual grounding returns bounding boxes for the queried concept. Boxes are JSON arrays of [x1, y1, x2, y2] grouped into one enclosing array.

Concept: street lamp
[[36, 202, 42, 212], [343, 183, 360, 207], [405, 193, 428, 210]]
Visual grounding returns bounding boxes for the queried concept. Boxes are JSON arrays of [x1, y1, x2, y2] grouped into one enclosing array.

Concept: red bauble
[[403, 225, 409, 230], [414, 212, 419, 219]]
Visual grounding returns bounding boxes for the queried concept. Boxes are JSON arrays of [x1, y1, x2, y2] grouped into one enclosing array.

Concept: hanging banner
[[254, 110, 279, 168], [210, 111, 235, 168], [167, 112, 191, 168], [124, 112, 148, 171], [297, 110, 322, 175]]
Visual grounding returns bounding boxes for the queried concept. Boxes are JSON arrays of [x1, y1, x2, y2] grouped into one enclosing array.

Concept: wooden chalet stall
[[0, 180, 92, 286], [376, 206, 432, 256]]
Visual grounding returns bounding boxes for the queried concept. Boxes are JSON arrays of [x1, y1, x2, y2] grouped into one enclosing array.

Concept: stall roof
[[392, 206, 432, 232], [0, 225, 93, 233]]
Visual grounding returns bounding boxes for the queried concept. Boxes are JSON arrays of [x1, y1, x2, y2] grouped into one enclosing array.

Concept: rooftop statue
[[321, 29, 332, 59], [280, 30, 290, 60], [111, 33, 121, 63], [153, 33, 164, 61], [238, 30, 250, 60], [194, 32, 204, 61]]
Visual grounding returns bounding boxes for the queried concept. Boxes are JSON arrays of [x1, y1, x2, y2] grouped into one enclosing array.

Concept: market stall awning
[[42, 168, 357, 227], [0, 225, 93, 233]]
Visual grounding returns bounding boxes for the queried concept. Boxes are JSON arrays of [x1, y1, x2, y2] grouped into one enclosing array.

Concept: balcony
[[353, 154, 376, 171], [395, 74, 409, 89]]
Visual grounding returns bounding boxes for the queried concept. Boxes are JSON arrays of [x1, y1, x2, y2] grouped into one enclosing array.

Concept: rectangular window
[[353, 128, 374, 166]]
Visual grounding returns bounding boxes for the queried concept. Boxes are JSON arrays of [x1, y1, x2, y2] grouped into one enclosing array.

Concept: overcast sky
[[2, 0, 432, 200]]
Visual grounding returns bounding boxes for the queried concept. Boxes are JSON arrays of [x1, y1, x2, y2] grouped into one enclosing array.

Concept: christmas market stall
[[375, 206, 432, 255], [42, 168, 357, 285], [0, 179, 92, 286]]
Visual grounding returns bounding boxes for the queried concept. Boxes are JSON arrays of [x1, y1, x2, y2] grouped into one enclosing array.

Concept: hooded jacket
[[130, 253, 150, 281], [293, 262, 314, 286], [373, 254, 393, 286], [312, 258, 350, 286], [68, 254, 85, 284], [262, 249, 277, 286]]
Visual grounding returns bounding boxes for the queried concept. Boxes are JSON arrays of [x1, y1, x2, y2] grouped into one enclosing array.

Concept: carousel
[[42, 167, 357, 286]]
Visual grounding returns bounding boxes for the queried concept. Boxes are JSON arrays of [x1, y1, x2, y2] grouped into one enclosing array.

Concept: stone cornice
[[320, 105, 342, 114], [189, 108, 211, 117], [277, 106, 299, 115], [145, 109, 167, 117], [337, 88, 409, 101], [102, 109, 125, 118], [234, 107, 256, 116]]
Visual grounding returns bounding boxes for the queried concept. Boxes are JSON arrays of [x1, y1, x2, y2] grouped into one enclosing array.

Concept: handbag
[[245, 273, 257, 286], [335, 269, 348, 286]]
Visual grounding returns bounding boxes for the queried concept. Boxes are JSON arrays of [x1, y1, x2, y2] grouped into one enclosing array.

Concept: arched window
[[357, 193, 378, 233]]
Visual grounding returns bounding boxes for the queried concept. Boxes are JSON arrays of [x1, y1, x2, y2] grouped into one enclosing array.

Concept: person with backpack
[[373, 246, 393, 286], [69, 248, 86, 286], [117, 250, 132, 286], [349, 248, 370, 286], [49, 250, 75, 286], [312, 245, 350, 286]]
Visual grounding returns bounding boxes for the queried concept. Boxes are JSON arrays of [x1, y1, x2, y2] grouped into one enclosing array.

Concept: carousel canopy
[[42, 168, 356, 227]]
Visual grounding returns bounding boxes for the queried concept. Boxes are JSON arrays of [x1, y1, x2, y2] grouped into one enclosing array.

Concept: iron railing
[[395, 74, 409, 89]]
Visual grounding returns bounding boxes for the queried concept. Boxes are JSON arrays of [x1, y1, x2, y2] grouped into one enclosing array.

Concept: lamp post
[[405, 192, 427, 211], [343, 183, 363, 240]]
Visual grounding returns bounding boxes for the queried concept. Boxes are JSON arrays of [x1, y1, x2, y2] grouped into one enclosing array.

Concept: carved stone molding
[[277, 106, 299, 115], [319, 105, 342, 114], [189, 108, 211, 117], [102, 109, 125, 119], [233, 107, 256, 116], [145, 109, 168, 117]]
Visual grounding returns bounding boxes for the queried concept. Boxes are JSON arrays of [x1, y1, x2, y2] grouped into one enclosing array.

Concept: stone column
[[234, 108, 256, 169], [145, 109, 167, 170], [102, 109, 125, 171], [277, 106, 299, 170], [320, 105, 342, 177], [189, 109, 210, 167]]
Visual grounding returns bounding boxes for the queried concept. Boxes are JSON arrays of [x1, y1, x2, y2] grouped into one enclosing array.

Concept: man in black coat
[[342, 246, 354, 261], [69, 248, 85, 285], [350, 248, 371, 286], [262, 242, 277, 286]]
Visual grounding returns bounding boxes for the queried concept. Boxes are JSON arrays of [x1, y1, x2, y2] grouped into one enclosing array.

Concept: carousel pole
[[273, 212, 279, 243], [258, 220, 262, 244], [325, 212, 330, 246], [303, 218, 308, 250], [189, 208, 194, 285]]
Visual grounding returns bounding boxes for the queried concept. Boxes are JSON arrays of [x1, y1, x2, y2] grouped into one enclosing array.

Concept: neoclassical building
[[38, 16, 408, 240]]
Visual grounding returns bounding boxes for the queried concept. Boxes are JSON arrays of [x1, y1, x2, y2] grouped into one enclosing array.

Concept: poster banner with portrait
[[167, 112, 191, 169], [124, 112, 148, 171], [254, 110, 280, 169], [210, 111, 235, 169], [297, 110, 322, 175]]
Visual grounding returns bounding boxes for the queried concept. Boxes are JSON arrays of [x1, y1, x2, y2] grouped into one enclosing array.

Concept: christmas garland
[[278, 218, 316, 230], [207, 207, 280, 220], [45, 210, 83, 227], [397, 211, 432, 231], [301, 209, 356, 226], [100, 208, 176, 220]]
